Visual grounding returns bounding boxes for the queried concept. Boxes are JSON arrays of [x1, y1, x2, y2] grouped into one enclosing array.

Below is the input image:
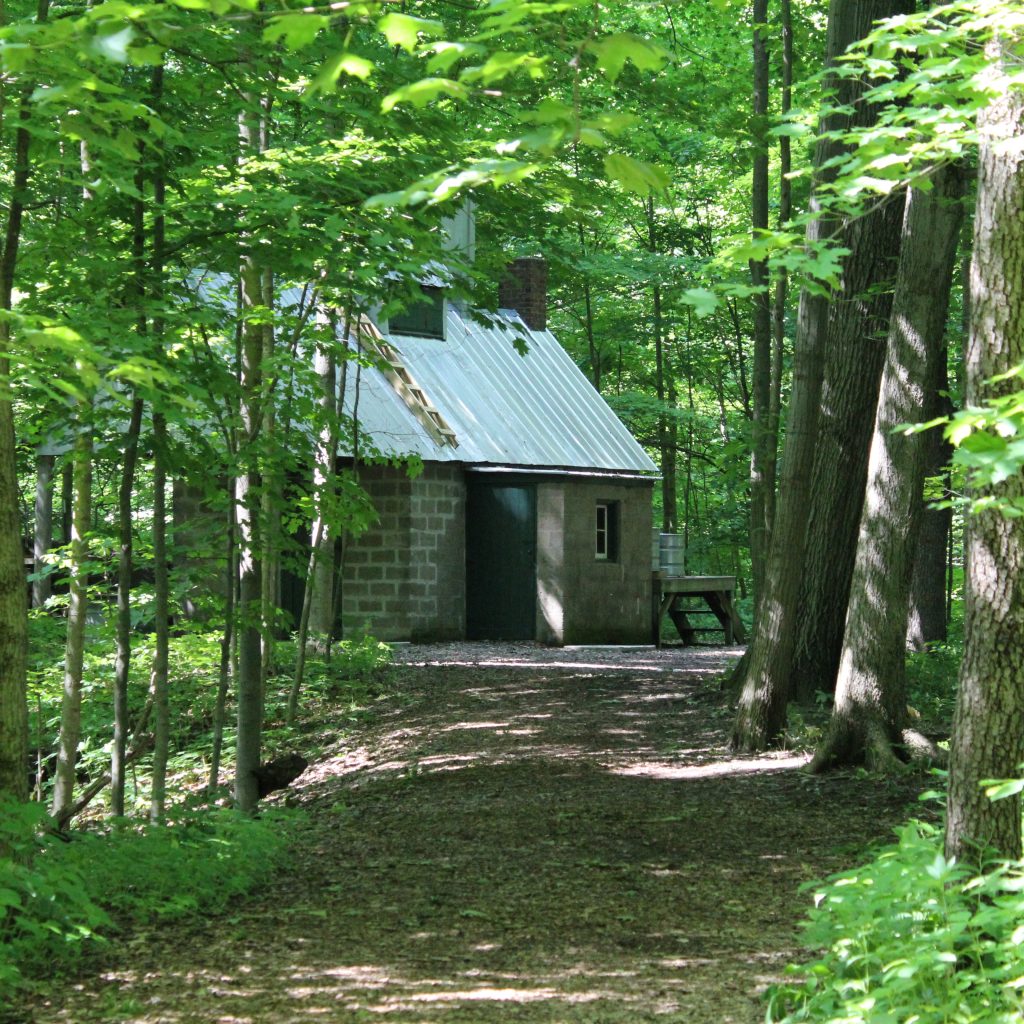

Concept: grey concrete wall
[[340, 465, 414, 640], [409, 464, 466, 641], [555, 479, 653, 645], [536, 482, 565, 644], [340, 463, 466, 641]]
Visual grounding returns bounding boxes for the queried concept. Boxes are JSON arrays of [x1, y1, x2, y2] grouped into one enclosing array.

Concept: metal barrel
[[659, 533, 686, 577], [651, 528, 662, 571]]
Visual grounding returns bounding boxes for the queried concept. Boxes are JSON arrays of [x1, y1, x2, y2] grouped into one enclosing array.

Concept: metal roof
[[340, 304, 658, 475]]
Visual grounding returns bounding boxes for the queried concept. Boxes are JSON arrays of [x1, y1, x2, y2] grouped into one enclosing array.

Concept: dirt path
[[30, 645, 923, 1023]]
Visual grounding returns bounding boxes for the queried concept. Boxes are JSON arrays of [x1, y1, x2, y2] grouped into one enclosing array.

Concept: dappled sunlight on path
[[29, 644, 922, 1024]]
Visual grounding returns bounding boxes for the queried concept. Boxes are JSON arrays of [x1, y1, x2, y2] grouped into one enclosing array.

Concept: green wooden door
[[466, 482, 537, 640]]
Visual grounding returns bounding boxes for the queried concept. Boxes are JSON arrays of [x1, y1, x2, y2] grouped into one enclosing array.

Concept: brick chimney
[[499, 257, 547, 332]]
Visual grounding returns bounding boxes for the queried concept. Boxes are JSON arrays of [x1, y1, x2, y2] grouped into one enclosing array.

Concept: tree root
[[809, 716, 946, 775]]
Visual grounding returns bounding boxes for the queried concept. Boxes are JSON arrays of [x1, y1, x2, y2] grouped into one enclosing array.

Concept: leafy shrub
[[0, 801, 295, 1002], [299, 634, 393, 704], [0, 802, 110, 995], [906, 639, 962, 724], [768, 818, 1024, 1024]]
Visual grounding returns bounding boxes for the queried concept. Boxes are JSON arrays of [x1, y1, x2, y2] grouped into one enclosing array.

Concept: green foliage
[[0, 802, 111, 996], [0, 800, 294, 1001], [768, 816, 1024, 1024], [297, 634, 394, 708], [906, 640, 963, 724]]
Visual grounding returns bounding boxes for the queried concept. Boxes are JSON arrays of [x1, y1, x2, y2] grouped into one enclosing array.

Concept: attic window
[[595, 501, 620, 562], [389, 286, 445, 339]]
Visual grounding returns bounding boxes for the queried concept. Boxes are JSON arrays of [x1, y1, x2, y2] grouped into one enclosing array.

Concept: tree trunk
[[766, 0, 793, 539], [235, 98, 266, 813], [111, 397, 143, 817], [32, 453, 54, 609], [748, 0, 772, 615], [149, 412, 170, 822], [907, 365, 954, 651], [733, 0, 891, 750], [260, 266, 278, 687], [51, 417, 92, 819], [288, 338, 338, 724], [788, 2, 916, 702], [0, 0, 49, 801], [210, 485, 236, 795], [945, 44, 1024, 862], [811, 163, 964, 772]]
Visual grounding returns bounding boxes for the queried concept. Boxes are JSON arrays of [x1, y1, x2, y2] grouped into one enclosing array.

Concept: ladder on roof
[[354, 316, 459, 450]]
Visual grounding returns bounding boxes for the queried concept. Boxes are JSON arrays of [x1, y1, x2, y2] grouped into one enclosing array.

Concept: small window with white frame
[[595, 501, 619, 561]]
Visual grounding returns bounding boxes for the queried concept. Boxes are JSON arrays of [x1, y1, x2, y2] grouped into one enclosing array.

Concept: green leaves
[[378, 13, 443, 53], [680, 288, 719, 318], [309, 51, 375, 94], [264, 13, 329, 51], [587, 32, 668, 83], [603, 152, 669, 195], [381, 77, 467, 112]]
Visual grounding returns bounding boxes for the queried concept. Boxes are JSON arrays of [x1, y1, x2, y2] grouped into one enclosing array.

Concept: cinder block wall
[[536, 483, 565, 644], [341, 463, 466, 641], [409, 464, 466, 641], [557, 479, 654, 645], [340, 465, 414, 640]]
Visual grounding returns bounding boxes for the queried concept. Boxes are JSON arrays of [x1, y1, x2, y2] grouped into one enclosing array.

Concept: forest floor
[[27, 643, 929, 1024]]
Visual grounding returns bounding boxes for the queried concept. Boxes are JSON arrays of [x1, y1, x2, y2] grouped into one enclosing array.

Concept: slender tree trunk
[[733, 0, 901, 750], [111, 397, 143, 816], [32, 453, 54, 608], [235, 101, 266, 813], [149, 413, 170, 822], [766, 0, 793, 537], [578, 222, 600, 391], [289, 335, 343, 723], [648, 200, 677, 532], [946, 44, 1024, 862], [62, 462, 73, 543], [210, 486, 236, 795], [260, 266, 278, 690], [811, 163, 964, 772], [749, 0, 772, 615], [907, 366, 954, 651], [51, 416, 92, 819]]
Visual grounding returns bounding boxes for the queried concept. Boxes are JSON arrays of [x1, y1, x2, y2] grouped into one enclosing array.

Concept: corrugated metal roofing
[[340, 304, 658, 475], [193, 276, 656, 476]]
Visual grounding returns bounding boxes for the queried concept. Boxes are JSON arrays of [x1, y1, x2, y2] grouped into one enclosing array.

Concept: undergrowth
[[768, 813, 1024, 1024], [0, 800, 296, 1005]]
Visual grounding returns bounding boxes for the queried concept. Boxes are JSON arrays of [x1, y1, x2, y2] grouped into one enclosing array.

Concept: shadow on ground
[[29, 649, 924, 1024]]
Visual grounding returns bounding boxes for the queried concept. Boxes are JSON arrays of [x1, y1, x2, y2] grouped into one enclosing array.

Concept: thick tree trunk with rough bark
[[0, 0, 49, 800], [811, 164, 964, 772], [946, 48, 1024, 862], [733, 0, 901, 750]]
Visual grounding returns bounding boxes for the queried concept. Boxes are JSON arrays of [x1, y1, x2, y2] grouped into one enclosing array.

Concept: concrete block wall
[[536, 483, 565, 644], [340, 465, 414, 640], [558, 478, 654, 645], [340, 463, 466, 641], [409, 464, 466, 641]]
